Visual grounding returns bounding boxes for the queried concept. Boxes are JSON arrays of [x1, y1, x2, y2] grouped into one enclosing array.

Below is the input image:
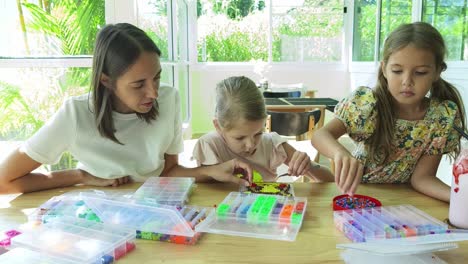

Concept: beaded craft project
[[243, 182, 294, 196]]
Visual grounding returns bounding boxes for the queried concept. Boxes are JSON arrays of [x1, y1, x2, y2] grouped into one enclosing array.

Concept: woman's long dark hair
[[91, 23, 161, 144]]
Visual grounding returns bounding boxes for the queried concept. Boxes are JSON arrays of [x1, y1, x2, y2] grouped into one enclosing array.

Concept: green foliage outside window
[[0, 0, 105, 170]]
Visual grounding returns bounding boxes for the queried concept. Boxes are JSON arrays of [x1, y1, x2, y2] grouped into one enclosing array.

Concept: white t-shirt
[[22, 85, 183, 181]]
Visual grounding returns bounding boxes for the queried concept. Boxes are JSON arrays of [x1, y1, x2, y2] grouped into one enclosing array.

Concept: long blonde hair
[[215, 76, 267, 130], [370, 22, 466, 163]]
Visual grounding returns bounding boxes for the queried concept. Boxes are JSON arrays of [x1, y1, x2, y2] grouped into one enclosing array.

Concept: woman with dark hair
[[0, 23, 251, 194]]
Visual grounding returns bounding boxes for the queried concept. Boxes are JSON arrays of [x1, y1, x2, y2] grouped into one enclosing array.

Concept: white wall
[[190, 63, 350, 134]]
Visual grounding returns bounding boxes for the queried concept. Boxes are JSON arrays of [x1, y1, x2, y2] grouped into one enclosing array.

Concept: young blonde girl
[[311, 22, 465, 202], [193, 76, 333, 182], [0, 23, 252, 194]]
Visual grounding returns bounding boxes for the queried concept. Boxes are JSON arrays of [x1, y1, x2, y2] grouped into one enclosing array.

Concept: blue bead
[[101, 254, 114, 264]]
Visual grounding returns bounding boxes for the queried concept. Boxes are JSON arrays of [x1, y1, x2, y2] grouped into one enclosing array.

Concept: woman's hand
[[206, 159, 252, 186], [333, 151, 364, 195], [80, 170, 131, 187], [288, 150, 313, 176]]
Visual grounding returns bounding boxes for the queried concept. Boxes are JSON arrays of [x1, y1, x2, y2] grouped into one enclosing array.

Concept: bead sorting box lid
[[195, 192, 307, 241], [10, 218, 136, 264], [333, 204, 449, 243], [136, 205, 211, 245], [132, 177, 195, 206], [29, 194, 101, 224], [0, 247, 80, 264], [333, 194, 382, 211], [81, 193, 206, 237]]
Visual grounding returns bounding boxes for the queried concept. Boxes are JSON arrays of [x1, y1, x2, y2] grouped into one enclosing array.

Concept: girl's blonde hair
[[370, 22, 466, 163], [215, 76, 267, 130]]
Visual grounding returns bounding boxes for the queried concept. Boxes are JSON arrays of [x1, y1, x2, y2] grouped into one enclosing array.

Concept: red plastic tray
[[332, 194, 382, 211]]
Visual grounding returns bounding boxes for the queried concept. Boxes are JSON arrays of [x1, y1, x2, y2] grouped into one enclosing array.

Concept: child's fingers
[[230, 175, 250, 186], [114, 176, 130, 186], [342, 161, 359, 195], [339, 159, 350, 193], [334, 158, 343, 186], [232, 159, 253, 183], [287, 151, 299, 175], [348, 164, 364, 195], [289, 151, 309, 176], [296, 156, 310, 176]]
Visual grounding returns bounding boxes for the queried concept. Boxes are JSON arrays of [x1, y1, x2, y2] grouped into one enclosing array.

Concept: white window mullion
[[268, 0, 273, 63], [374, 0, 382, 63], [0, 58, 92, 68], [168, 0, 175, 62], [412, 0, 423, 22], [187, 0, 198, 64], [343, 0, 354, 70], [106, 0, 137, 24]]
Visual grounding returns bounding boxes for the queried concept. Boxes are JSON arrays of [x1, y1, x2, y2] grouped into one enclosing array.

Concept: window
[[136, 0, 190, 121], [0, 0, 190, 169], [423, 0, 468, 61], [197, 0, 268, 62], [197, 0, 344, 62], [272, 0, 343, 62], [353, 0, 468, 62], [353, 0, 412, 61]]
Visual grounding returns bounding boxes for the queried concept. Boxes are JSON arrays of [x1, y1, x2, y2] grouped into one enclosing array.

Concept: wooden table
[[1, 183, 467, 263]]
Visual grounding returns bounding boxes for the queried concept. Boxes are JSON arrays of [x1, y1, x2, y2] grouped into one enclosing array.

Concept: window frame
[[191, 0, 349, 67], [0, 0, 191, 124]]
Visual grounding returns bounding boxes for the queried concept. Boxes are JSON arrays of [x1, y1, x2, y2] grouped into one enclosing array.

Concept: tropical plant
[[0, 0, 104, 170]]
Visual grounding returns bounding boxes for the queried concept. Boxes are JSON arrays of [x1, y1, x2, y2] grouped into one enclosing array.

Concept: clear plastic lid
[[29, 194, 101, 224], [195, 192, 307, 241], [81, 193, 199, 237], [29, 190, 136, 225], [136, 205, 211, 245], [10, 219, 134, 264], [132, 177, 195, 206], [0, 247, 80, 264]]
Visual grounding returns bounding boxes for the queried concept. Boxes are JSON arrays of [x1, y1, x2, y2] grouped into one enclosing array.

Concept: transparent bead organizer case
[[0, 247, 79, 264], [195, 192, 308, 241], [333, 204, 449, 243], [10, 218, 136, 264], [81, 193, 211, 245], [132, 177, 195, 206]]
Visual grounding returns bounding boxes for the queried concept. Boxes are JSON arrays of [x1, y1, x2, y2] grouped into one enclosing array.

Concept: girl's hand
[[288, 150, 312, 176], [333, 152, 364, 195], [207, 159, 252, 186], [80, 170, 131, 187]]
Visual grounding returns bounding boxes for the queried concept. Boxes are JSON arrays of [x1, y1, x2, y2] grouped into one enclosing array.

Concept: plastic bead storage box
[[10, 218, 136, 264], [0, 247, 80, 264], [29, 193, 103, 224], [82, 194, 211, 245], [132, 177, 195, 206], [195, 192, 308, 241], [333, 204, 448, 243]]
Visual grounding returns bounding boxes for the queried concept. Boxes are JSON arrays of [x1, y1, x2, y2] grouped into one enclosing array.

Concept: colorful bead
[[334, 196, 378, 209]]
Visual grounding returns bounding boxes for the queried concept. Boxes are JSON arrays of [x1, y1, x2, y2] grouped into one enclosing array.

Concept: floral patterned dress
[[335, 87, 461, 183]]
